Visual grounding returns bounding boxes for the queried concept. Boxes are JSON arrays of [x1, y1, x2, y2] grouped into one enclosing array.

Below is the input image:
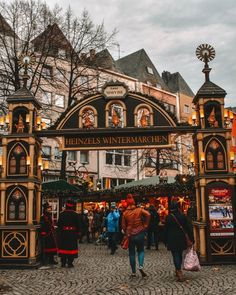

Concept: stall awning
[[42, 180, 81, 195], [115, 175, 175, 190]]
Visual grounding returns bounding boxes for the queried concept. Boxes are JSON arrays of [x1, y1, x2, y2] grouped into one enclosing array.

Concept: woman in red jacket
[[122, 194, 150, 278]]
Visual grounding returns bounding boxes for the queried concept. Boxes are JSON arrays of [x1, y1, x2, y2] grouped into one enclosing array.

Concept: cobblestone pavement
[[0, 244, 236, 295]]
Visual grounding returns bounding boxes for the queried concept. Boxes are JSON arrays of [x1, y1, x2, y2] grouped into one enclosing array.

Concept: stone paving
[[0, 244, 236, 295]]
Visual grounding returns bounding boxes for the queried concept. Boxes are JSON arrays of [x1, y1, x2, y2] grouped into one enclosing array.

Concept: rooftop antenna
[[113, 42, 121, 59]]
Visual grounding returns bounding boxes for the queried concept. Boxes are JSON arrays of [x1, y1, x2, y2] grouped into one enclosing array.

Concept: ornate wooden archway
[[37, 81, 196, 149]]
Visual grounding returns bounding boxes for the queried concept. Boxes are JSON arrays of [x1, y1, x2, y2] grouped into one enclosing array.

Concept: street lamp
[[68, 162, 90, 186]]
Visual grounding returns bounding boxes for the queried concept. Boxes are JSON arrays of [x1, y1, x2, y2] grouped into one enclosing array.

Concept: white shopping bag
[[183, 247, 201, 271]]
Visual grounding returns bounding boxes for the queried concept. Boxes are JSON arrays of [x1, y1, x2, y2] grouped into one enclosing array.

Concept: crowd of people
[[40, 194, 194, 281]]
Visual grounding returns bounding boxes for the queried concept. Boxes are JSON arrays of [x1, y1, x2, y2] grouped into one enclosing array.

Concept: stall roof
[[42, 180, 81, 194], [115, 175, 175, 190]]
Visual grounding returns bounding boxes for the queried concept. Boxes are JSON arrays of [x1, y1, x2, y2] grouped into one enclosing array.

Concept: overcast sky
[[48, 0, 236, 106]]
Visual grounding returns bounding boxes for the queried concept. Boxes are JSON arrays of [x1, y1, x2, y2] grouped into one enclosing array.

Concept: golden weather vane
[[18, 52, 36, 88], [196, 44, 216, 82]]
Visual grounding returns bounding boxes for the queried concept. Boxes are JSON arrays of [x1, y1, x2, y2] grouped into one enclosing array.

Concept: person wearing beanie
[[40, 202, 58, 266], [163, 201, 194, 282], [122, 194, 151, 278], [57, 200, 81, 267]]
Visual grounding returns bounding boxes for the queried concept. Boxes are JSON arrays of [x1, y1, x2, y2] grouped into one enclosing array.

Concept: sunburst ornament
[[18, 52, 36, 67], [18, 52, 36, 87], [196, 44, 215, 63]]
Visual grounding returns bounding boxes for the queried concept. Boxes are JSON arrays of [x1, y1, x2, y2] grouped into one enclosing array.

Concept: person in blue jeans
[[122, 194, 150, 278], [163, 201, 194, 281], [106, 205, 120, 254]]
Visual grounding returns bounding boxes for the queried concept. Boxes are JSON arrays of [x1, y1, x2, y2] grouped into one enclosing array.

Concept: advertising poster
[[208, 187, 234, 237]]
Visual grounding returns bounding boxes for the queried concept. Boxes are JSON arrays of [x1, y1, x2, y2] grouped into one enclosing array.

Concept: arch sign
[[40, 81, 194, 150]]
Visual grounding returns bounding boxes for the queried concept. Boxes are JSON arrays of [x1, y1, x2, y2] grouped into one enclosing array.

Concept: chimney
[[162, 71, 171, 83], [80, 53, 87, 61], [89, 49, 96, 60]]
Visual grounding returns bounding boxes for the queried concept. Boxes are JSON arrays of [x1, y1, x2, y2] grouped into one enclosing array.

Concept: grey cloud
[[47, 0, 236, 106]]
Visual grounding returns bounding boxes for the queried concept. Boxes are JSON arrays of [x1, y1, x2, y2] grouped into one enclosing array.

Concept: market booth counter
[[114, 175, 194, 239], [42, 180, 81, 221]]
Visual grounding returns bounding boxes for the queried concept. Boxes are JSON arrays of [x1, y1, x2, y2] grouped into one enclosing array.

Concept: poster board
[[208, 187, 234, 237]]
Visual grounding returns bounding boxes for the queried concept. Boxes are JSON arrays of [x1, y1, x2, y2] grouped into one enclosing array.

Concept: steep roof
[[7, 86, 41, 109], [32, 23, 73, 52], [193, 80, 226, 103], [162, 71, 194, 97], [94, 49, 124, 73], [0, 14, 17, 37], [116, 49, 169, 91]]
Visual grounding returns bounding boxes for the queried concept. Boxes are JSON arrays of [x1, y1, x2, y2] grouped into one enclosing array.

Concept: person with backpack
[[146, 204, 160, 250]]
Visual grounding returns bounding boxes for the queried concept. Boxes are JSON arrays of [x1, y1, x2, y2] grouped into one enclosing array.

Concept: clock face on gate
[[196, 44, 215, 62]]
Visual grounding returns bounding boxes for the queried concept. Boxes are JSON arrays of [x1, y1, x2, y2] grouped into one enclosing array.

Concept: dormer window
[[184, 105, 190, 113], [42, 66, 52, 79], [146, 66, 154, 74], [58, 48, 66, 58], [42, 91, 52, 105]]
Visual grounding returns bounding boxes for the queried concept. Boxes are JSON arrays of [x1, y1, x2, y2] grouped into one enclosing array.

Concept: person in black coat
[[164, 201, 194, 281], [40, 202, 58, 265], [57, 200, 80, 267], [79, 210, 90, 243], [146, 205, 160, 250]]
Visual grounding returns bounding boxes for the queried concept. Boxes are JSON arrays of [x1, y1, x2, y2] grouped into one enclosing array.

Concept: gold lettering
[[112, 137, 118, 144], [64, 134, 168, 149]]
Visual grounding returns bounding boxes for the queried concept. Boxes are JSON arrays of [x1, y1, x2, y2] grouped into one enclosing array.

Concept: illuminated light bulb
[[190, 153, 195, 164], [188, 116, 193, 125], [42, 122, 46, 129], [36, 116, 41, 125], [224, 109, 229, 118], [0, 117, 4, 126], [43, 160, 49, 170], [38, 156, 42, 166], [26, 114, 30, 123], [200, 109, 204, 118], [5, 115, 9, 124], [200, 152, 205, 162], [230, 151, 234, 161], [26, 156, 31, 166], [192, 111, 196, 120], [229, 111, 234, 120]]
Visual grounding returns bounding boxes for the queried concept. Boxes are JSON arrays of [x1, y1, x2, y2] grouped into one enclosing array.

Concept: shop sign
[[103, 83, 128, 99], [208, 187, 234, 237], [63, 133, 170, 150]]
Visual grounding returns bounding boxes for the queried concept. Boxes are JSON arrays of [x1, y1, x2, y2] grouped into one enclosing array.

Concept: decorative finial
[[196, 44, 215, 82], [18, 52, 36, 88]]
